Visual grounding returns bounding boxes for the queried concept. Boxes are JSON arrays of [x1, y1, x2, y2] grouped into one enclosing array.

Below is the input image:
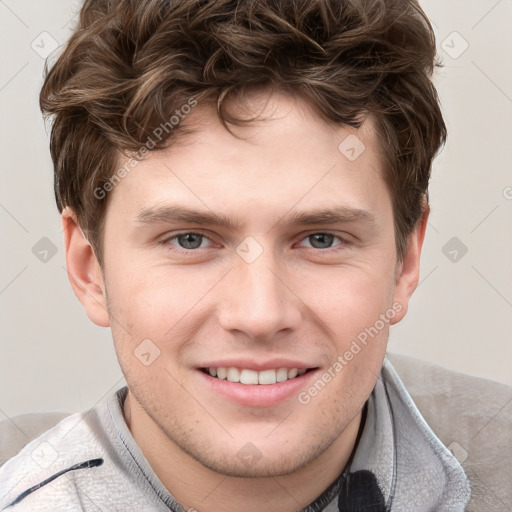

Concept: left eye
[[170, 233, 211, 250], [298, 233, 343, 249]]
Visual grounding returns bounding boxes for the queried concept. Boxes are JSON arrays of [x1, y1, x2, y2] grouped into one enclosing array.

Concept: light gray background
[[0, 0, 511, 418]]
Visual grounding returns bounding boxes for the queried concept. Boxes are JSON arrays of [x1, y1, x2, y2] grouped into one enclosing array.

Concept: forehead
[[108, 91, 391, 227]]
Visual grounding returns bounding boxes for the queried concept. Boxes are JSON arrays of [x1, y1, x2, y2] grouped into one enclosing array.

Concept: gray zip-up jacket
[[0, 357, 487, 511]]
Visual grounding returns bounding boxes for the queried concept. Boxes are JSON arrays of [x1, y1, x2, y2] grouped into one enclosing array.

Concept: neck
[[124, 392, 363, 512]]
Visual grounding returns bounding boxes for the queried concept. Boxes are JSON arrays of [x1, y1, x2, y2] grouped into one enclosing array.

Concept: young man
[[1, 0, 510, 510]]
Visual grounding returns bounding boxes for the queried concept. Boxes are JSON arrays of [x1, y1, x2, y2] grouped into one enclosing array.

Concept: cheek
[[106, 262, 221, 331], [296, 264, 394, 416], [104, 261, 231, 378], [294, 259, 397, 340]]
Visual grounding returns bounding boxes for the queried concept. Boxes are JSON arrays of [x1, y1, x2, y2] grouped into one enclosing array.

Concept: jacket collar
[[303, 357, 471, 511]]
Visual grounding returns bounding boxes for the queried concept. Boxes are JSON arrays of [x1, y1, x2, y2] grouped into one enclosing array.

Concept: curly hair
[[40, 0, 446, 264]]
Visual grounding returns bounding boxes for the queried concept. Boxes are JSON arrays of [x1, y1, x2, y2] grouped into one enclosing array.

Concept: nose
[[217, 252, 302, 341]]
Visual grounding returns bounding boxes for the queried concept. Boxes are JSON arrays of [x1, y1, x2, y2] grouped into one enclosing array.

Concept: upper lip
[[198, 358, 317, 371]]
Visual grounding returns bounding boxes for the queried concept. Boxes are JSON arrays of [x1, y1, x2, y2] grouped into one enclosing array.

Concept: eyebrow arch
[[281, 207, 376, 226], [135, 205, 376, 230], [136, 205, 242, 230]]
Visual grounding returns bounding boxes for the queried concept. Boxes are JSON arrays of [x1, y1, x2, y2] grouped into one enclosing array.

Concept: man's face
[[85, 92, 415, 477]]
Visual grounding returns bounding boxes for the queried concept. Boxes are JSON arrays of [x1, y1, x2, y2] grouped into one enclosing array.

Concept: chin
[[191, 450, 311, 479], [174, 427, 337, 479]]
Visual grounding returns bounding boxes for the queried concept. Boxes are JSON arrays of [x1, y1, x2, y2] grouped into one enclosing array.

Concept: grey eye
[[308, 233, 335, 249], [176, 233, 204, 249]]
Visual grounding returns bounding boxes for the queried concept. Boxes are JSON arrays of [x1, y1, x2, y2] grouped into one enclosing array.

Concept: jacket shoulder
[[387, 352, 512, 512], [0, 411, 104, 510]]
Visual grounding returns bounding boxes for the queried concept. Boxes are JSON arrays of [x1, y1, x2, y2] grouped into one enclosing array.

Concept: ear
[[62, 208, 110, 327], [390, 204, 429, 325]]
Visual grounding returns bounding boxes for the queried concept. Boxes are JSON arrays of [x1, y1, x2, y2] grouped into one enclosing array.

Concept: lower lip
[[197, 369, 318, 407]]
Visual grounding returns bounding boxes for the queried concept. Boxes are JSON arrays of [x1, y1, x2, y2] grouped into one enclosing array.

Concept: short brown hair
[[40, 0, 446, 264]]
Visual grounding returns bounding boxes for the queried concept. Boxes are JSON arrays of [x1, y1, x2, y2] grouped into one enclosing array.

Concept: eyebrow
[[282, 207, 376, 227], [136, 205, 242, 230], [135, 204, 376, 230]]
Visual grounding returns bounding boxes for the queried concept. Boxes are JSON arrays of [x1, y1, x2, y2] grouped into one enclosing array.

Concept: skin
[[63, 90, 427, 512]]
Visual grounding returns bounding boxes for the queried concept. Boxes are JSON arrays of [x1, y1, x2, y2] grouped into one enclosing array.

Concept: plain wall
[[0, 0, 511, 418]]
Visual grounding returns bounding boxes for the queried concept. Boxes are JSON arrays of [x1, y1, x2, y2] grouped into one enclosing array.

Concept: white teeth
[[226, 367, 240, 383], [240, 369, 259, 385], [258, 369, 276, 385], [276, 368, 289, 382], [287, 368, 298, 379], [206, 366, 308, 385]]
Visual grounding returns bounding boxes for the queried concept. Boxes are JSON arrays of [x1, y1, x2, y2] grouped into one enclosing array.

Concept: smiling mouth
[[200, 367, 316, 385]]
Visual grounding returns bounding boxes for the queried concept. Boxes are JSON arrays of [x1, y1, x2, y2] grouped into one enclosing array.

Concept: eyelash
[[161, 231, 350, 255]]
